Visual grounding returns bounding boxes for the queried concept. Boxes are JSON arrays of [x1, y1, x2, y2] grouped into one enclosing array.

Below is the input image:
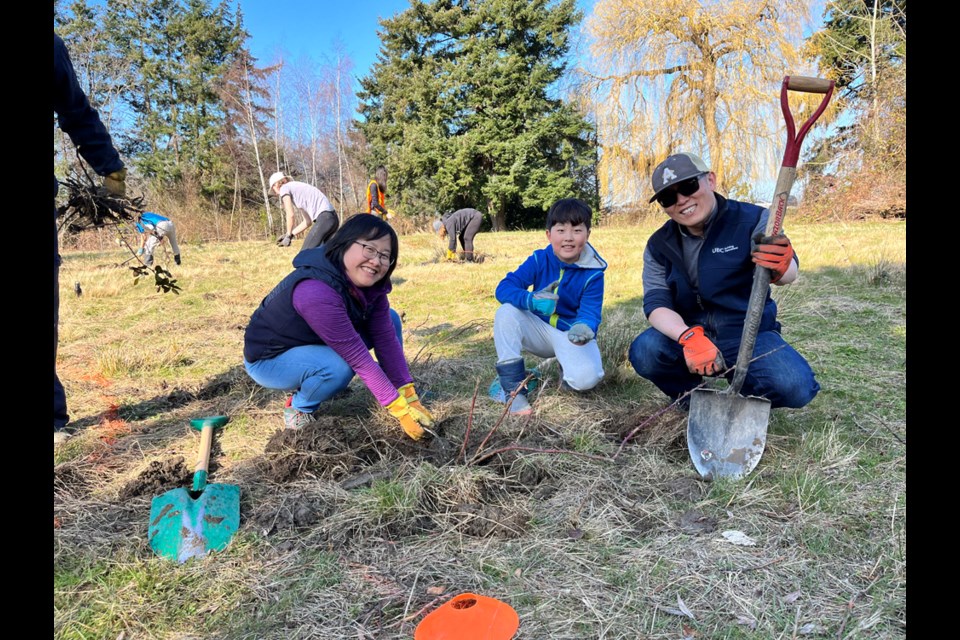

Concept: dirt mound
[[259, 417, 381, 483], [118, 456, 192, 499]]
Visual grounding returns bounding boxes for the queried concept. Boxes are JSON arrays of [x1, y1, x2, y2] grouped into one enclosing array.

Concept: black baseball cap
[[649, 153, 711, 203]]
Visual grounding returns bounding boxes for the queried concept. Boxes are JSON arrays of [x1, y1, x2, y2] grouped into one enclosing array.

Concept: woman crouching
[[243, 214, 433, 438]]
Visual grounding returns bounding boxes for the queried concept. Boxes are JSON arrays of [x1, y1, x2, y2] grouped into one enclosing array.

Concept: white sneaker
[[53, 430, 72, 445]]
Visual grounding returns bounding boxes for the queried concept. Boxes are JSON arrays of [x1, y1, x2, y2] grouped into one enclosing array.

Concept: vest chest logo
[[711, 245, 739, 254]]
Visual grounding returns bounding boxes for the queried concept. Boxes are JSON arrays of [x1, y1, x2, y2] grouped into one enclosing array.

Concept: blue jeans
[[628, 327, 820, 409], [244, 309, 403, 413]]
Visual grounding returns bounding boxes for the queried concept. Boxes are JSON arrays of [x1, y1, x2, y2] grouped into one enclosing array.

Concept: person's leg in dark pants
[[301, 211, 340, 251], [461, 213, 482, 261]]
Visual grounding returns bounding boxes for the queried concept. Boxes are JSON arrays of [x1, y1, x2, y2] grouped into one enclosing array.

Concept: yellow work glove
[[445, 249, 457, 261], [399, 383, 434, 426], [103, 168, 127, 198], [386, 395, 425, 440]]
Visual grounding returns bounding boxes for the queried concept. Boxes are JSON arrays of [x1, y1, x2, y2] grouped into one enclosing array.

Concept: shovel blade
[[148, 482, 240, 563], [687, 388, 771, 480]]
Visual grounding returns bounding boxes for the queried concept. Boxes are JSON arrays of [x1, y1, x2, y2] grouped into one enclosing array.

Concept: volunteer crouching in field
[[135, 211, 181, 266], [628, 152, 820, 409], [491, 198, 607, 415], [243, 215, 435, 437], [434, 207, 483, 262]]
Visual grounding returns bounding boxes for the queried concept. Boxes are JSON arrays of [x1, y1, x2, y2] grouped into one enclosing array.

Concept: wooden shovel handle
[[785, 76, 834, 93], [195, 424, 214, 475], [192, 424, 214, 491], [728, 75, 834, 394]]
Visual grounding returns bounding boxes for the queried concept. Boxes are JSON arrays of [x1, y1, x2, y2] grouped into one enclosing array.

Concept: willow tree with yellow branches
[[581, 0, 817, 206]]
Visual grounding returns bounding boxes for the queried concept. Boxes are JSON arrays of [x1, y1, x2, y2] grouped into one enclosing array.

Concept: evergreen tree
[[104, 0, 243, 188], [358, 0, 596, 229]]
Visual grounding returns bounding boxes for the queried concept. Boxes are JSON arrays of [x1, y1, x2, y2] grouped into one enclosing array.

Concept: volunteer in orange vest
[[365, 165, 390, 221]]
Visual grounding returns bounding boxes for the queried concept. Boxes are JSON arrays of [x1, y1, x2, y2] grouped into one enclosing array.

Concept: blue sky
[[239, 0, 597, 83], [239, 0, 411, 78]]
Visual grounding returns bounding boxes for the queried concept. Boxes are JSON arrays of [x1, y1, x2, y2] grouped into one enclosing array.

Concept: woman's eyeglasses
[[656, 174, 706, 208], [355, 241, 394, 265]]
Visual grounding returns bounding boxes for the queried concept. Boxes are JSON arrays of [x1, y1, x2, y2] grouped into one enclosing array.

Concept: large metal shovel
[[687, 75, 834, 480], [149, 415, 240, 562]]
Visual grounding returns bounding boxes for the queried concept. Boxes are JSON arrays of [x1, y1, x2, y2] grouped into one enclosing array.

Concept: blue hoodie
[[495, 242, 607, 334]]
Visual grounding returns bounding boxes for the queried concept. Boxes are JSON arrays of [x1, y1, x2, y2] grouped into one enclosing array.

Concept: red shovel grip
[[781, 75, 835, 168]]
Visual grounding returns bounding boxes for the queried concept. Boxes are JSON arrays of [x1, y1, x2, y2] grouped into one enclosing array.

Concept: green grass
[[54, 219, 906, 638]]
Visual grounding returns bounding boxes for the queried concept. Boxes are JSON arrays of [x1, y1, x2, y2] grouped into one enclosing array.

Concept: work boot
[[494, 358, 533, 415]]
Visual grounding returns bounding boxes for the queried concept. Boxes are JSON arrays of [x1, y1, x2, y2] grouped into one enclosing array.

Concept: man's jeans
[[628, 327, 820, 409]]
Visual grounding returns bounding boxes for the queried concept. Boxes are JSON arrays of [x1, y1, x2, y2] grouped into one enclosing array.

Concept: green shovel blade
[[148, 481, 240, 563]]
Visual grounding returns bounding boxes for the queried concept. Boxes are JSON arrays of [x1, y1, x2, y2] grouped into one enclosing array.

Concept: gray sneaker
[[283, 407, 315, 430], [53, 429, 73, 444], [507, 394, 532, 415]]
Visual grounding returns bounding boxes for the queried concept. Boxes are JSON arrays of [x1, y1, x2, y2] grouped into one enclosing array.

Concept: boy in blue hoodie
[[492, 198, 607, 415]]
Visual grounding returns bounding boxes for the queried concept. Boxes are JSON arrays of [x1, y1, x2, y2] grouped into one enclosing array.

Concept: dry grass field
[[54, 218, 906, 639]]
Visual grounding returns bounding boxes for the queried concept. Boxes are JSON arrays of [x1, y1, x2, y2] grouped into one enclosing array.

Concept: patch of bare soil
[[249, 489, 336, 534], [443, 502, 529, 538], [678, 508, 718, 535], [259, 417, 381, 483], [118, 456, 192, 500], [664, 476, 706, 502]]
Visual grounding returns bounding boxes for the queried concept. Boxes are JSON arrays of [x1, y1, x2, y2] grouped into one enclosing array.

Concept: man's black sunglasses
[[655, 174, 706, 208]]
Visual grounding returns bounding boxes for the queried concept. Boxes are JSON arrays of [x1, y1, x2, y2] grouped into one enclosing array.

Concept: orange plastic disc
[[414, 592, 519, 640]]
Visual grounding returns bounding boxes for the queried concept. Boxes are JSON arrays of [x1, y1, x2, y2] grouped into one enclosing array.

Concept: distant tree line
[[55, 0, 906, 242]]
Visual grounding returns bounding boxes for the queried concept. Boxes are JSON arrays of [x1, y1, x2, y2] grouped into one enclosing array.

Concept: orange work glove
[[751, 233, 795, 283], [399, 383, 434, 426], [678, 326, 726, 376], [386, 395, 425, 440]]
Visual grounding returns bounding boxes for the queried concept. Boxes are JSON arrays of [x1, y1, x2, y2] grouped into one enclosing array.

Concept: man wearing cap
[[627, 152, 820, 410], [269, 172, 339, 251], [433, 208, 483, 262]]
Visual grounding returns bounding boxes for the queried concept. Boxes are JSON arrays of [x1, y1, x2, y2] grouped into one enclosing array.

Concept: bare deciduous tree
[[581, 0, 816, 204]]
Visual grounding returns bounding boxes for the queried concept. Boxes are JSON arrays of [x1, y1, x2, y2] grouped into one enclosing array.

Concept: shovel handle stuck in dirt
[[190, 415, 229, 491], [728, 75, 835, 395], [148, 415, 239, 563], [687, 75, 834, 481]]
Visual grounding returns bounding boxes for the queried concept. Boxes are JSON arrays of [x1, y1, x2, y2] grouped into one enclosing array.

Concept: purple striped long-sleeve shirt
[[291, 278, 411, 406]]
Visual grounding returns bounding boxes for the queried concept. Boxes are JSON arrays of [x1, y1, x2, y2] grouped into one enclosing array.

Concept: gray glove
[[527, 280, 559, 315], [567, 323, 595, 344], [276, 233, 292, 247]]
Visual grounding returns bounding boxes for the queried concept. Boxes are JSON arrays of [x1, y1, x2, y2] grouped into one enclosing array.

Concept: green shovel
[[148, 416, 240, 563]]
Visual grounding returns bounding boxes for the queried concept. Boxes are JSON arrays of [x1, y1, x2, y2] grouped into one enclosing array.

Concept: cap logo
[[661, 168, 677, 185]]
